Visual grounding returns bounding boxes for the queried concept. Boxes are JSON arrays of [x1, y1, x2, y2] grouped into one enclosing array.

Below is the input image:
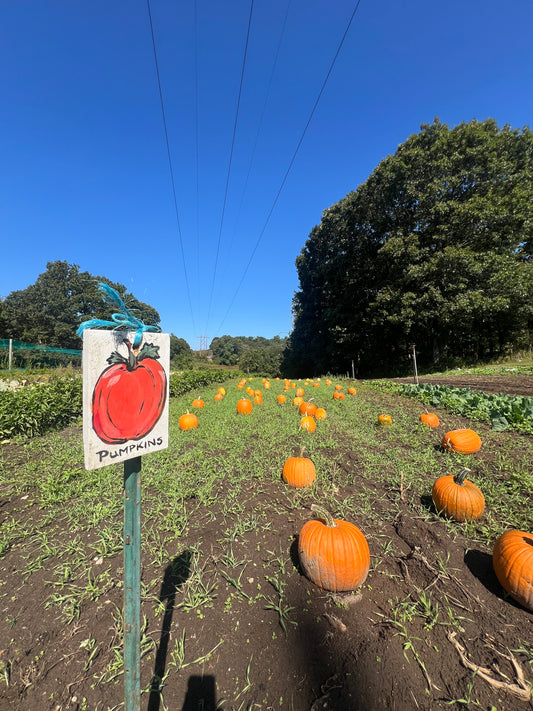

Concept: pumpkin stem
[[298, 445, 307, 458], [310, 504, 337, 528], [453, 467, 471, 486]]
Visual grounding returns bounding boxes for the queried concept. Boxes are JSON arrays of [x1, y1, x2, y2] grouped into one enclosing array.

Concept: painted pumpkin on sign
[[92, 339, 167, 445]]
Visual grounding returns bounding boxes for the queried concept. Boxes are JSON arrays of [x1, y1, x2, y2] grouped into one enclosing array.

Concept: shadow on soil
[[147, 549, 192, 711], [181, 675, 217, 711], [288, 536, 387, 710]]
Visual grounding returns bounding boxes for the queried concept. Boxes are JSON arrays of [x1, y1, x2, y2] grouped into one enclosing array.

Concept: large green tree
[[1, 261, 161, 349], [283, 119, 533, 377], [169, 334, 193, 369], [210, 335, 288, 371]]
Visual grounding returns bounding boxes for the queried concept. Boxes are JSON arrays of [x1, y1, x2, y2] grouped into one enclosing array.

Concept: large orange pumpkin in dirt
[[298, 505, 370, 592], [442, 429, 481, 454], [282, 447, 316, 488], [431, 467, 485, 522], [493, 530, 533, 612]]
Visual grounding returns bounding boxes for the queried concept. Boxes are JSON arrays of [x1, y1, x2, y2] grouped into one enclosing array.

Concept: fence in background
[[0, 339, 82, 370]]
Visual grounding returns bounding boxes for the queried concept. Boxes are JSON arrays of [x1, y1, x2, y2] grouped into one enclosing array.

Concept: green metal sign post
[[78, 290, 170, 711], [124, 456, 142, 711]]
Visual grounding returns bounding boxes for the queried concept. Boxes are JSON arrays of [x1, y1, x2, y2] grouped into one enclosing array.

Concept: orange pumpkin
[[236, 398, 253, 414], [179, 412, 198, 430], [333, 391, 345, 400], [282, 447, 316, 488], [315, 407, 327, 420], [300, 416, 316, 432], [442, 429, 482, 454], [431, 467, 485, 522], [217, 387, 226, 396], [191, 398, 205, 409], [277, 394, 286, 404], [296, 387, 305, 397], [493, 530, 533, 612], [348, 387, 357, 396], [334, 384, 343, 391], [214, 393, 224, 401], [253, 394, 263, 405], [420, 412, 439, 428], [299, 401, 317, 417], [298, 504, 370, 592], [377, 414, 392, 427], [293, 396, 304, 407]]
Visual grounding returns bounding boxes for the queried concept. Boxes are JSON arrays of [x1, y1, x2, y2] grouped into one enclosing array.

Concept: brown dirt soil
[[390, 373, 533, 398], [0, 376, 532, 711]]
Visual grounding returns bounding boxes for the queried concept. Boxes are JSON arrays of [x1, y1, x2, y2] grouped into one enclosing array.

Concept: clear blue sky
[[2, 1, 532, 350]]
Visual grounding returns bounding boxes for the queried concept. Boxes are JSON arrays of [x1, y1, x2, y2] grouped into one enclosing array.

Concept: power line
[[214, 0, 364, 338], [204, 0, 255, 336], [193, 0, 201, 290], [226, 0, 292, 257], [146, 0, 196, 335]]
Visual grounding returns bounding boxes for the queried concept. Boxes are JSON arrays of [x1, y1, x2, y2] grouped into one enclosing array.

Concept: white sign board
[[82, 330, 170, 470]]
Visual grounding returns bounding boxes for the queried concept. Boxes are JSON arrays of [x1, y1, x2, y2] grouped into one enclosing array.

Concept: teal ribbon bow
[[76, 283, 160, 347]]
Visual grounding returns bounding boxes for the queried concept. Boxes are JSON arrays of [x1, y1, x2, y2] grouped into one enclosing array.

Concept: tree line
[[3, 119, 532, 379], [0, 261, 284, 375], [0, 261, 160, 351], [209, 335, 288, 374], [282, 118, 533, 377]]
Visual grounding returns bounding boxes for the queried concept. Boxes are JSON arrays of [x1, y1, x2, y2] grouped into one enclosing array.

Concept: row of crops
[[174, 375, 533, 615], [374, 381, 533, 434]]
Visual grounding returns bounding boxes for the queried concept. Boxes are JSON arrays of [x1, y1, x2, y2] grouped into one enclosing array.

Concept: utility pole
[[198, 335, 208, 355], [411, 344, 419, 385]]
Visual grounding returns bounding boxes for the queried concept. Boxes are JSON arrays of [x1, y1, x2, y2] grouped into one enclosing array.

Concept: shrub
[[0, 377, 83, 439]]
